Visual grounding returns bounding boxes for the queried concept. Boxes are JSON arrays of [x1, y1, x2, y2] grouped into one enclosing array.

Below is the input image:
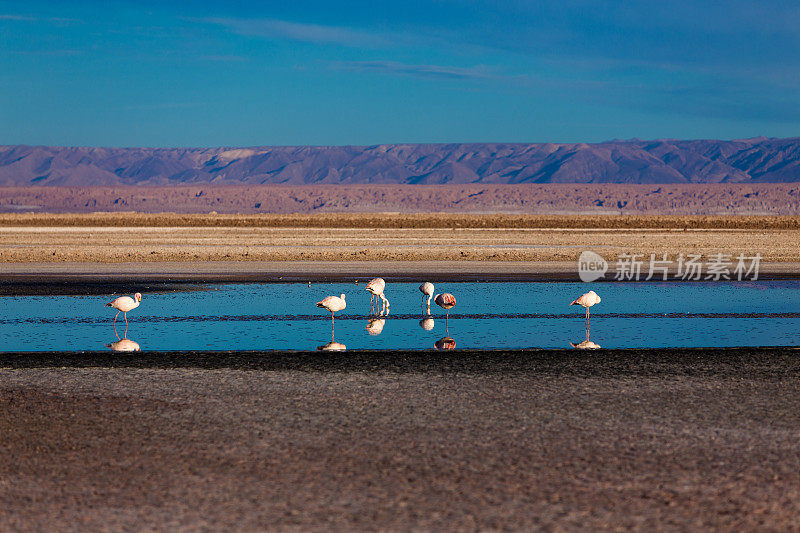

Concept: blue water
[[1, 281, 799, 351]]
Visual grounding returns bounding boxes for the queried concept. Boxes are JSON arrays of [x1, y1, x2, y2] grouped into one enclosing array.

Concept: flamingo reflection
[[419, 316, 434, 331], [570, 340, 601, 349], [366, 318, 385, 336], [318, 341, 346, 351], [434, 336, 456, 350], [106, 338, 141, 352]]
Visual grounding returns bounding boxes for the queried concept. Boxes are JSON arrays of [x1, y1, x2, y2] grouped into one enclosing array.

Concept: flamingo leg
[[586, 308, 590, 340], [113, 311, 121, 340], [331, 312, 335, 341], [124, 312, 129, 339]]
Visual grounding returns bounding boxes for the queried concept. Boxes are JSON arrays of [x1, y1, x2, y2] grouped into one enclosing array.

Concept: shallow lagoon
[[1, 281, 799, 352]]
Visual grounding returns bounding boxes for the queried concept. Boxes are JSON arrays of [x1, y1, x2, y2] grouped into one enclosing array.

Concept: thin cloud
[[125, 102, 207, 110], [0, 14, 36, 20], [7, 49, 82, 56], [0, 14, 81, 23], [198, 17, 386, 48], [200, 54, 248, 63], [333, 61, 496, 81]]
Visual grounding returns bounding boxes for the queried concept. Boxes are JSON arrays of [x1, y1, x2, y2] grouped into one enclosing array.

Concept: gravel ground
[[2, 348, 799, 531]]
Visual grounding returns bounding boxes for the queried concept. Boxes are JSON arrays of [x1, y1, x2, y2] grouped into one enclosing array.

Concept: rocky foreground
[[2, 348, 799, 531]]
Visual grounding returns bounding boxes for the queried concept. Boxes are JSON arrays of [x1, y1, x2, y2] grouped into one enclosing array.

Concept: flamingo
[[365, 278, 390, 316], [434, 293, 456, 317], [570, 290, 601, 340], [419, 316, 435, 331], [434, 292, 456, 335], [419, 282, 434, 311], [316, 293, 346, 339], [105, 292, 142, 339]]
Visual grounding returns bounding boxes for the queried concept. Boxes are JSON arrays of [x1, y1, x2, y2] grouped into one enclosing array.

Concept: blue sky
[[1, 0, 798, 147]]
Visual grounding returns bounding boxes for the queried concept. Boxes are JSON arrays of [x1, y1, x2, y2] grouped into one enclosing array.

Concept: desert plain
[[1, 212, 799, 270], [2, 201, 800, 531]]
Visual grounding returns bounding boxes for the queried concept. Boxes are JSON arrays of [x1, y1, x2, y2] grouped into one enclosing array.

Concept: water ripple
[[3, 311, 800, 326]]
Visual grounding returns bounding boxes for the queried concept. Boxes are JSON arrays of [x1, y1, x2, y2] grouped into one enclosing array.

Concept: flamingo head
[[340, 293, 346, 300], [134, 292, 142, 302]]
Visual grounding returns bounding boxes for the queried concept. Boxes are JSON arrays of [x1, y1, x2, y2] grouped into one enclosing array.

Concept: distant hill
[[1, 184, 798, 215], [1, 137, 799, 186]]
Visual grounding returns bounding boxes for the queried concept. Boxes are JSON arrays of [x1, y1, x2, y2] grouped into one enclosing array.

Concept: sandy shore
[[2, 348, 799, 531]]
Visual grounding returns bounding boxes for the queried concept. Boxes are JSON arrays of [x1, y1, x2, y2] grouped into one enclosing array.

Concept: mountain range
[[1, 137, 799, 186]]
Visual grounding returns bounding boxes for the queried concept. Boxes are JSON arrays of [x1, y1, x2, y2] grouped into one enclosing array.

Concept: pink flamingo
[[419, 282, 434, 312], [570, 290, 601, 340], [105, 293, 142, 339], [316, 293, 346, 340], [434, 292, 456, 335], [434, 293, 456, 317], [365, 278, 390, 316]]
